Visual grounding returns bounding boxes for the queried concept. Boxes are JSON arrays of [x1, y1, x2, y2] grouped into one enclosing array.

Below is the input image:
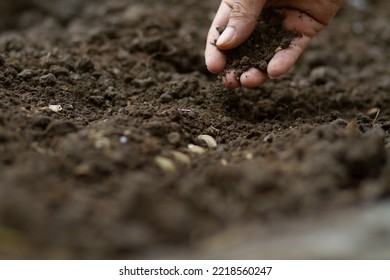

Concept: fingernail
[[216, 26, 235, 46], [268, 74, 276, 80]]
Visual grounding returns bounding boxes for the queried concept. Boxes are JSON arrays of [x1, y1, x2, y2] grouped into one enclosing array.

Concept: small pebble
[[39, 73, 57, 86], [18, 69, 34, 79], [159, 93, 173, 103], [77, 56, 95, 72]]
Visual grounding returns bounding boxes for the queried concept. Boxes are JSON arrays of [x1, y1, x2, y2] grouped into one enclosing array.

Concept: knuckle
[[230, 1, 256, 20]]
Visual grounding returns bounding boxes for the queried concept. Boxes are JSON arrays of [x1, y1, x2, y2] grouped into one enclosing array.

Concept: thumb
[[216, 0, 266, 50]]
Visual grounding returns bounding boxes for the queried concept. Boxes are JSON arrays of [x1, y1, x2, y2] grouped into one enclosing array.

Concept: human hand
[[205, 0, 344, 88]]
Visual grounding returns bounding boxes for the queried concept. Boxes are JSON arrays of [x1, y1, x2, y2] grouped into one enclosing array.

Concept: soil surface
[[1, 0, 390, 259]]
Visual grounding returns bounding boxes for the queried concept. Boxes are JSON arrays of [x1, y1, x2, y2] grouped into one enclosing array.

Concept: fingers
[[205, 1, 232, 73], [216, 0, 267, 50], [240, 68, 269, 87], [267, 35, 311, 78], [205, 44, 226, 74], [223, 68, 269, 88], [205, 0, 266, 74], [267, 9, 324, 78], [222, 70, 241, 88], [271, 0, 344, 26]]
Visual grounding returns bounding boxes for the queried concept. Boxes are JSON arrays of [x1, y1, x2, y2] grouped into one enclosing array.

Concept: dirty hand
[[205, 0, 344, 88]]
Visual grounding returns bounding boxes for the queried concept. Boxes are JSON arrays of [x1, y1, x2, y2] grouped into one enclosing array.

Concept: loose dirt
[[0, 0, 390, 259]]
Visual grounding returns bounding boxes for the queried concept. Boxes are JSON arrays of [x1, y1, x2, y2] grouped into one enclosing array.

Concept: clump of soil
[[216, 9, 302, 78]]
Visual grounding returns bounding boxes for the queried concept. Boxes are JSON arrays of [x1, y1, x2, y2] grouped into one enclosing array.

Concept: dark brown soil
[[217, 9, 301, 77], [1, 0, 390, 259]]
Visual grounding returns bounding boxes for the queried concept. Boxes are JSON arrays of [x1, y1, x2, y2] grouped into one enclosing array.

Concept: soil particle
[[39, 73, 57, 86]]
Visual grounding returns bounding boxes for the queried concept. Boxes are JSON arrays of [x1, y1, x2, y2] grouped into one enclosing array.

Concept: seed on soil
[[197, 134, 217, 148], [187, 144, 206, 155], [94, 137, 111, 149], [154, 156, 176, 172], [170, 151, 191, 165], [73, 164, 93, 176], [246, 153, 254, 160], [119, 136, 128, 144], [48, 104, 63, 113], [367, 108, 380, 116], [220, 159, 228, 166]]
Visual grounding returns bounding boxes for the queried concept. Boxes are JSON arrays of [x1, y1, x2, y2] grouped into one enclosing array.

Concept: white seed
[[30, 142, 47, 155], [170, 151, 191, 165], [197, 134, 217, 148], [95, 137, 111, 149], [220, 159, 228, 166], [187, 144, 206, 155], [73, 164, 92, 176], [154, 156, 176, 172], [367, 108, 379, 116], [246, 153, 254, 160], [48, 104, 62, 113], [119, 136, 128, 144]]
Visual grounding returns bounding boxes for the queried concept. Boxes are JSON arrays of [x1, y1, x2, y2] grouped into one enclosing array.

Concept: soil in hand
[[216, 9, 302, 78]]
